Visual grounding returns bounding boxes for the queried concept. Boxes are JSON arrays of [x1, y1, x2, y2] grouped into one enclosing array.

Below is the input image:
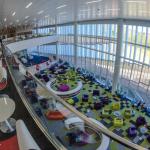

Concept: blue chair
[[21, 80, 27, 87], [42, 75, 49, 82], [35, 107, 43, 117], [30, 94, 38, 104], [40, 98, 49, 109], [93, 90, 100, 96], [82, 94, 89, 102], [72, 97, 79, 103]]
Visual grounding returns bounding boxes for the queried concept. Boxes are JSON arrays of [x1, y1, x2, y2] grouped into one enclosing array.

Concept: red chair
[[45, 111, 65, 120]]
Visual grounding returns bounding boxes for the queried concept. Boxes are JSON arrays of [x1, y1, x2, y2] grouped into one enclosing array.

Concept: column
[[55, 20, 58, 60], [56, 42, 58, 60], [112, 19, 123, 94], [74, 22, 77, 66]]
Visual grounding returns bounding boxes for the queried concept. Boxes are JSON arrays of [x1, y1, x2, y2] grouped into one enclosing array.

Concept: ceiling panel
[[0, 0, 150, 28]]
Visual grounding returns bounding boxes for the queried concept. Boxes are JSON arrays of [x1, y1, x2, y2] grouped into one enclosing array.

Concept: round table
[[0, 97, 16, 133]]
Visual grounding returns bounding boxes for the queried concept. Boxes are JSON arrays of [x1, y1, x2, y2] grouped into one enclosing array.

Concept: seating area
[[6, 51, 150, 150], [18, 54, 49, 67]]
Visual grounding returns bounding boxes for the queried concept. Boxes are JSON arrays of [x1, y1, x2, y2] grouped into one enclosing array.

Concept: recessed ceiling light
[[25, 2, 33, 8], [4, 18, 7, 22], [45, 15, 49, 18], [86, 0, 102, 4], [80, 9, 91, 12], [107, 8, 120, 11], [125, 0, 147, 4], [12, 12, 16, 16], [25, 16, 29, 19], [59, 12, 66, 15], [56, 4, 67, 9], [139, 10, 149, 14], [38, 10, 44, 14]]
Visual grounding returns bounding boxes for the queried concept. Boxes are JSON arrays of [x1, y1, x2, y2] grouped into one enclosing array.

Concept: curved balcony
[[2, 42, 149, 150]]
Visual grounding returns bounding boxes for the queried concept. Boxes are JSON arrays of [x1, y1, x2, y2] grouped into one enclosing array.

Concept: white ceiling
[[0, 0, 150, 28]]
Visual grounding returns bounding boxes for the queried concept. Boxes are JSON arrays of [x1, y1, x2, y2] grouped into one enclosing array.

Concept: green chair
[[114, 118, 123, 127], [124, 109, 132, 119], [67, 99, 74, 105], [102, 109, 111, 118]]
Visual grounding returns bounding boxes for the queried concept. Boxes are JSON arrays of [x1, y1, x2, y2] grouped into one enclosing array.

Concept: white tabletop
[[0, 97, 15, 122]]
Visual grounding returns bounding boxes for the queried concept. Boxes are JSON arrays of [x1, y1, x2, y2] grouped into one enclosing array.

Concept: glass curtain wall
[[34, 21, 150, 101], [57, 25, 74, 64], [27, 44, 57, 57], [121, 24, 150, 99], [77, 23, 117, 80]]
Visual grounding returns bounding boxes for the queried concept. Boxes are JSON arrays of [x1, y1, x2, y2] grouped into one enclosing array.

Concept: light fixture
[[4, 18, 7, 22], [86, 0, 102, 4], [25, 2, 33, 8], [59, 12, 66, 15], [56, 4, 67, 9], [80, 9, 91, 12], [125, 0, 147, 4], [139, 10, 149, 14], [107, 8, 120, 11], [45, 15, 49, 18], [25, 16, 29, 19], [12, 12, 16, 16], [37, 10, 44, 14]]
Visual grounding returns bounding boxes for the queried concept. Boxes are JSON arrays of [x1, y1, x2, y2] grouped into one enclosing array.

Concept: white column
[[112, 19, 123, 94], [74, 22, 77, 66], [55, 20, 58, 60], [56, 42, 58, 60], [36, 23, 38, 35]]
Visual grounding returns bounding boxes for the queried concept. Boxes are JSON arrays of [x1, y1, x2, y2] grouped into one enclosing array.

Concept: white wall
[[6, 35, 58, 53]]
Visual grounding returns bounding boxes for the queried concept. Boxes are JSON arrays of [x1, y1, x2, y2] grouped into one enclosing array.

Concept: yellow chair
[[112, 102, 120, 110], [67, 99, 74, 105], [102, 109, 111, 118], [124, 109, 132, 118], [114, 118, 123, 127]]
